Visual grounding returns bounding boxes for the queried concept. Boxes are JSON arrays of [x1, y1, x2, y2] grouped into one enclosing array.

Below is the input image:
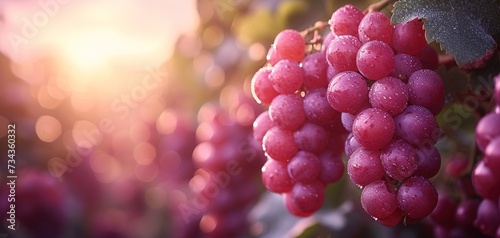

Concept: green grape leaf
[[391, 0, 500, 67]]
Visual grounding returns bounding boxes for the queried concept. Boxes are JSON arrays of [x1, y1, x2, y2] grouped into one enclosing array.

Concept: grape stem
[[300, 21, 329, 38], [364, 0, 397, 14]]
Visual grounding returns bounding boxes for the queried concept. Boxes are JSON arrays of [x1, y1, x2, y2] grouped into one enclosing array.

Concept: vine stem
[[300, 21, 329, 38], [364, 0, 398, 14]]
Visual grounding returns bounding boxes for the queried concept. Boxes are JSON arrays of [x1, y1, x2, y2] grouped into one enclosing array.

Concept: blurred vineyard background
[[0, 0, 488, 237]]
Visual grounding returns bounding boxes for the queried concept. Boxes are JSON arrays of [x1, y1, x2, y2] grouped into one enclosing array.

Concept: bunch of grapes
[[190, 91, 266, 237], [427, 152, 495, 238], [250, 3, 446, 224], [323, 5, 443, 226], [251, 20, 348, 216], [467, 74, 500, 237]]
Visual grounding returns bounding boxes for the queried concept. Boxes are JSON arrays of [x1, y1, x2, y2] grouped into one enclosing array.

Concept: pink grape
[[318, 150, 344, 185], [251, 67, 279, 105], [326, 35, 362, 72], [380, 139, 418, 181], [273, 29, 305, 62], [361, 180, 398, 220], [303, 88, 342, 127], [472, 160, 500, 201], [358, 11, 393, 45], [287, 151, 322, 183], [327, 71, 369, 114], [414, 144, 441, 179], [476, 113, 500, 152], [262, 159, 295, 193], [407, 69, 445, 115], [263, 126, 298, 162], [394, 105, 439, 147], [253, 111, 274, 144], [474, 199, 500, 236], [301, 52, 329, 90], [328, 4, 364, 37], [356, 40, 395, 80], [369, 76, 409, 115], [269, 93, 306, 131], [269, 59, 304, 94], [352, 108, 395, 150], [285, 181, 325, 216], [485, 136, 500, 174], [392, 18, 427, 55], [293, 122, 330, 154], [347, 147, 384, 187], [390, 53, 424, 82], [397, 176, 438, 220]]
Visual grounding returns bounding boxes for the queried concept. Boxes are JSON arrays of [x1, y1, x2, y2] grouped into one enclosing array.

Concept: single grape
[[358, 11, 393, 45], [429, 193, 458, 228], [262, 126, 298, 162], [253, 111, 274, 144], [378, 208, 403, 227], [326, 35, 362, 72], [251, 67, 279, 105], [288, 151, 322, 183], [293, 122, 330, 154], [361, 180, 399, 220], [397, 176, 438, 220], [392, 18, 427, 55], [352, 108, 395, 150], [321, 32, 335, 54], [266, 46, 279, 66], [303, 88, 342, 127], [345, 133, 361, 157], [327, 65, 341, 83], [318, 150, 345, 185], [380, 139, 418, 181], [269, 93, 306, 131], [472, 160, 500, 201], [455, 199, 480, 228], [356, 40, 395, 80], [261, 159, 295, 193], [407, 69, 445, 115], [369, 76, 409, 115], [301, 52, 329, 90], [474, 199, 500, 236], [390, 53, 424, 82], [394, 105, 439, 147], [341, 112, 356, 132], [328, 4, 364, 37], [485, 136, 500, 174], [413, 144, 441, 179], [445, 153, 469, 178], [273, 29, 305, 62], [285, 181, 325, 216], [327, 71, 369, 114], [269, 59, 304, 94], [476, 113, 500, 152], [347, 147, 384, 187]]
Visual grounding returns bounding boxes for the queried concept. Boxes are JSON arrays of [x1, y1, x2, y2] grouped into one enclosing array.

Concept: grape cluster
[[190, 91, 266, 237], [467, 74, 500, 237], [251, 28, 347, 216], [426, 153, 494, 238], [324, 5, 443, 225]]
